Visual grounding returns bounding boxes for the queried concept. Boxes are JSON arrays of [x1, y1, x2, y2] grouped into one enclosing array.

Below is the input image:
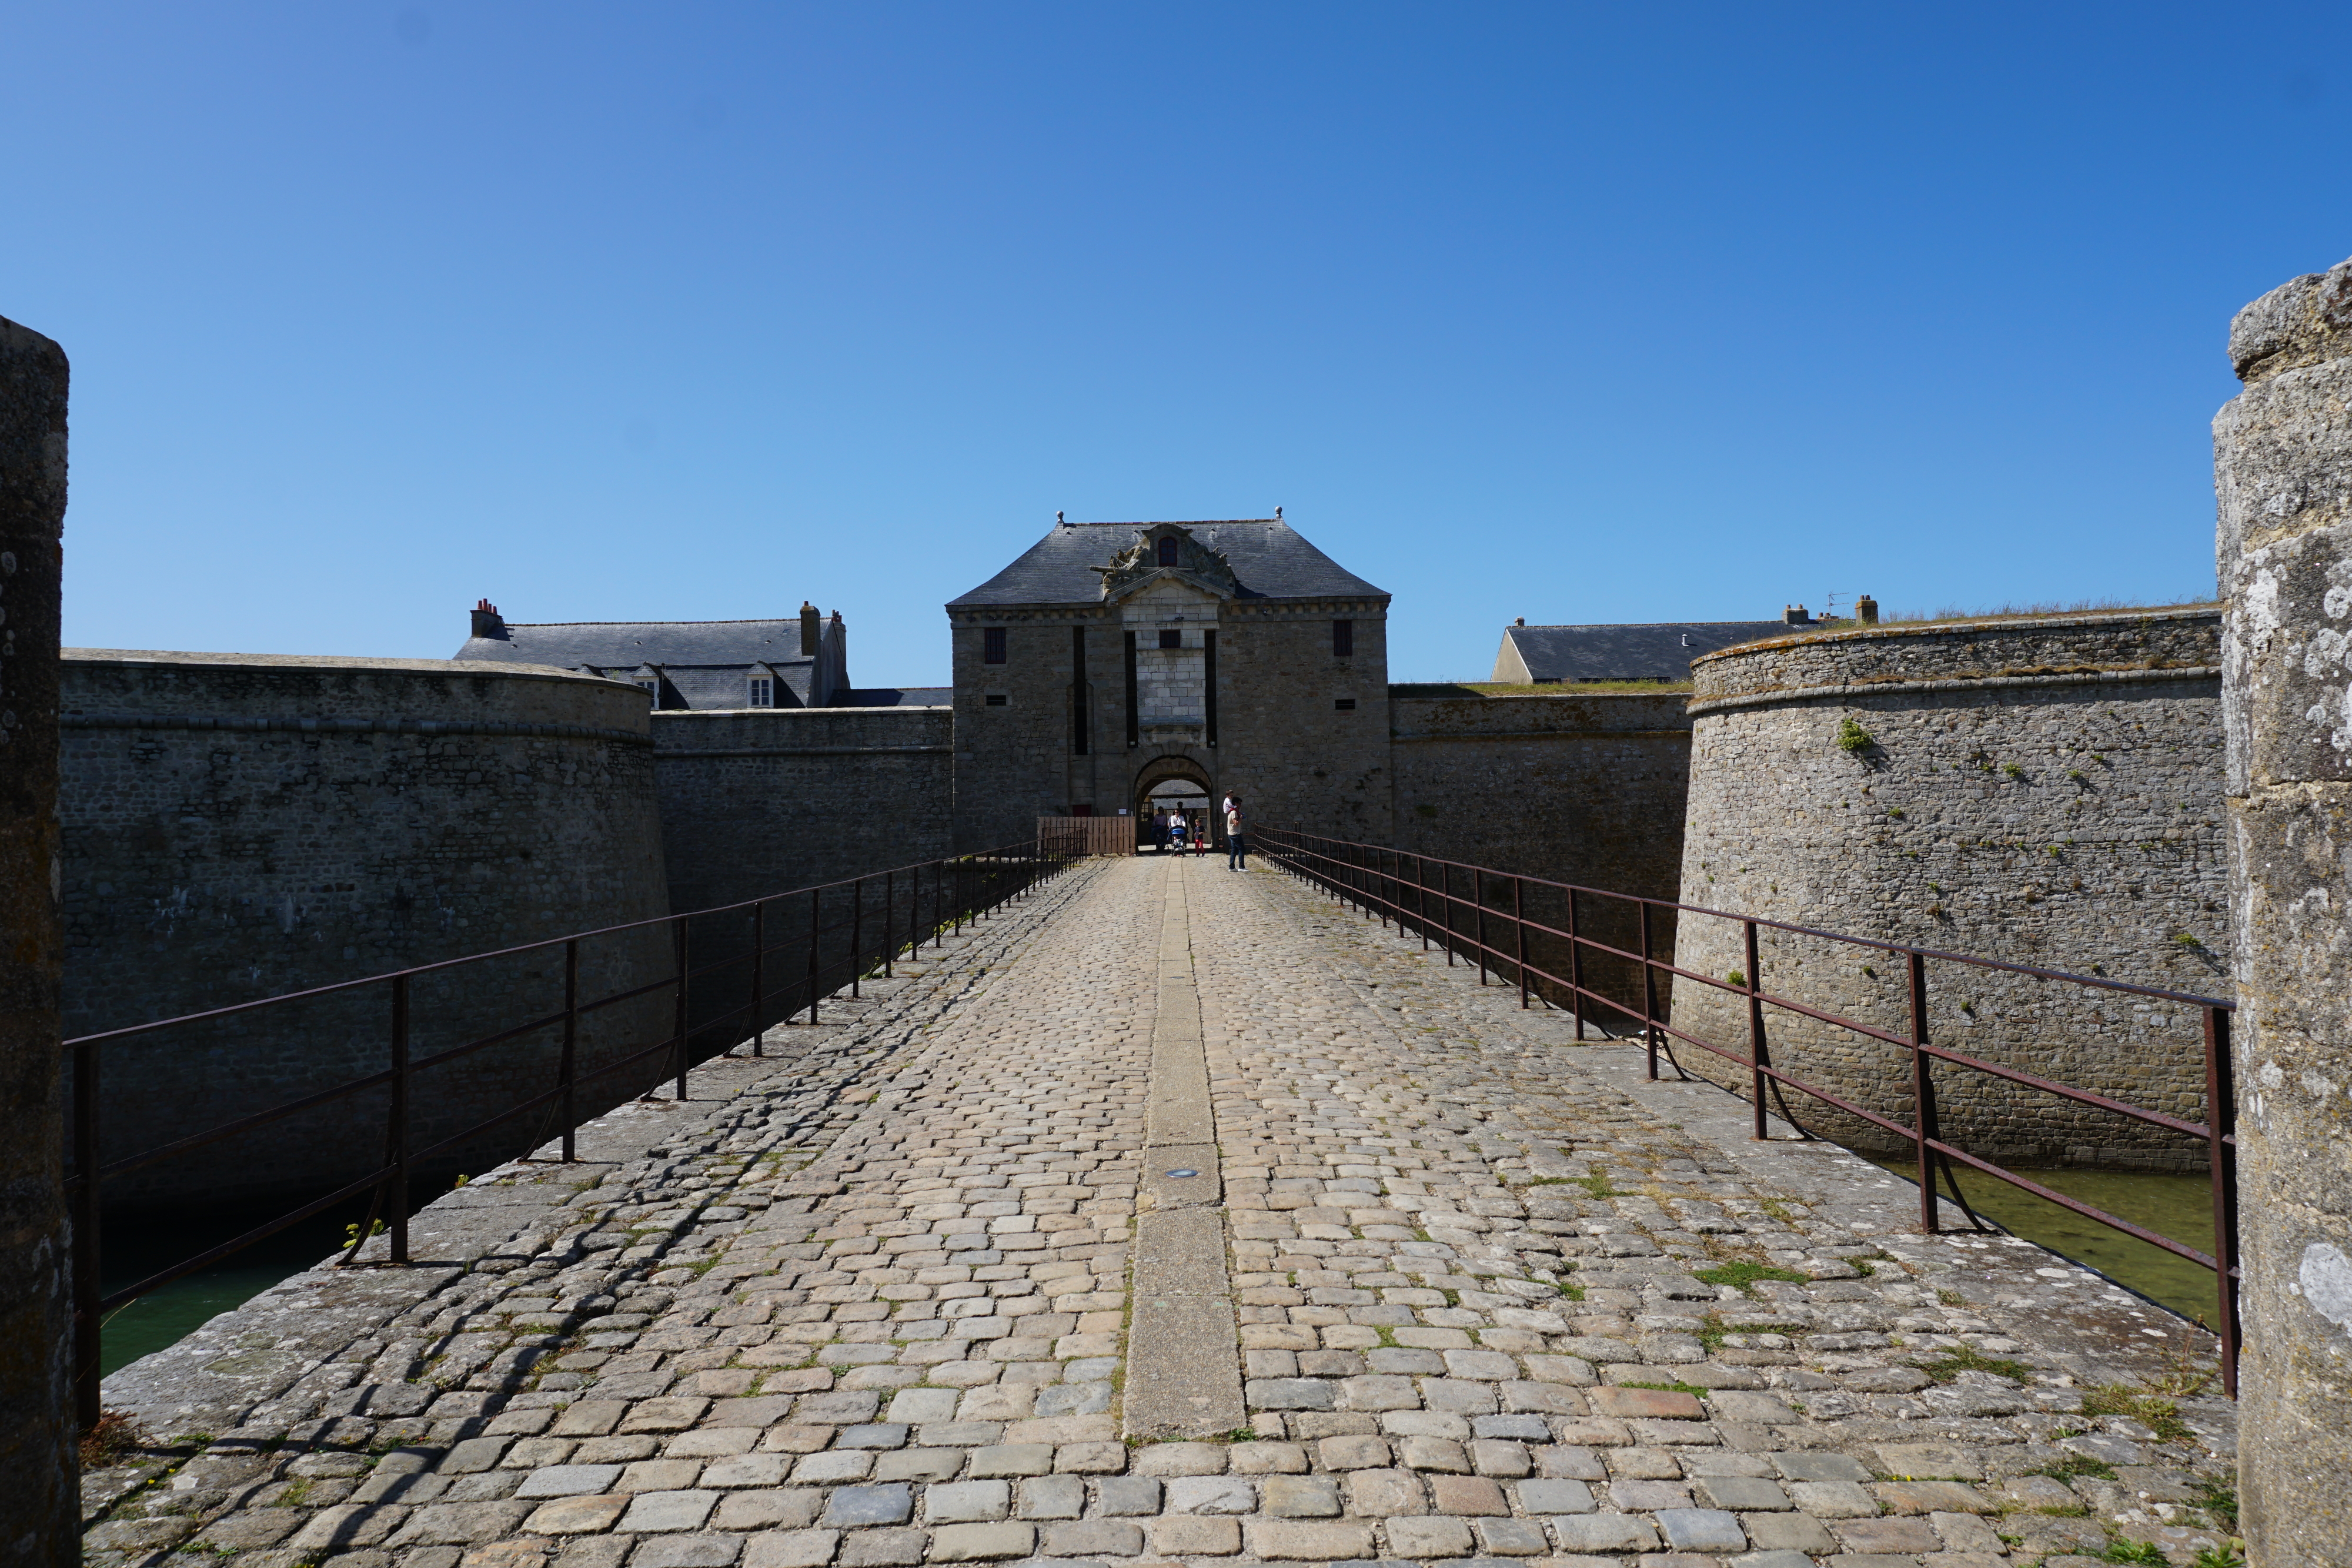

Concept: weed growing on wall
[[1836, 717, 1872, 753]]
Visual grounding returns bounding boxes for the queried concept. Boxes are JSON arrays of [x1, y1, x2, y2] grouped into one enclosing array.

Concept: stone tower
[[2215, 256, 2352, 1561]]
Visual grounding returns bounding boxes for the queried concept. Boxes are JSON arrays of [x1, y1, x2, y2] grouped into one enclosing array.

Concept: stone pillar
[[0, 315, 74, 1561], [2216, 259, 2352, 1562]]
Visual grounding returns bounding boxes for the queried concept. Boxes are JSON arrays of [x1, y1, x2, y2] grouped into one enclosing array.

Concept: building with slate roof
[[947, 515, 1395, 847], [1492, 618, 1797, 684], [454, 599, 906, 710]]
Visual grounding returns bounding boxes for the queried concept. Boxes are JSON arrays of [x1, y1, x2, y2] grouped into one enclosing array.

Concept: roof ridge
[[1512, 619, 1787, 629], [502, 618, 803, 629]]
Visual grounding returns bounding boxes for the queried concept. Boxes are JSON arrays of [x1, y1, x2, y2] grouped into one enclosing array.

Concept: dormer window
[[1157, 536, 1179, 567], [637, 679, 660, 704], [747, 677, 773, 708]]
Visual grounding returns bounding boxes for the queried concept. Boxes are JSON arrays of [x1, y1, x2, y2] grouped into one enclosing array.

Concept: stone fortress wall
[[649, 704, 953, 1047], [1668, 609, 2227, 1170], [652, 705, 953, 914], [61, 650, 675, 1206], [1387, 688, 1693, 1024]]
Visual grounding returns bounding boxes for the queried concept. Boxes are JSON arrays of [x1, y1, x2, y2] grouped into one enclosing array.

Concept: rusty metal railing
[[1256, 825, 2241, 1395], [66, 838, 1076, 1427]]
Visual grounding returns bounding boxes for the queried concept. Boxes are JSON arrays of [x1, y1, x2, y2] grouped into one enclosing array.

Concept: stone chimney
[[800, 601, 820, 655], [471, 599, 506, 639], [1782, 604, 1812, 626], [1514, 617, 1525, 627], [1855, 594, 1879, 626]]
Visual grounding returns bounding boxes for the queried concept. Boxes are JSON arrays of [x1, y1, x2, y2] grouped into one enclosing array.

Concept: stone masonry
[[82, 857, 2241, 1568], [61, 650, 675, 1207], [1, 310, 77, 1568], [1673, 613, 2227, 1171], [2214, 255, 2352, 1563]]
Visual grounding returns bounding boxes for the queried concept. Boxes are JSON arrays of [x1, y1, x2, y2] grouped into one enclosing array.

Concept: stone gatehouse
[[946, 517, 1395, 847]]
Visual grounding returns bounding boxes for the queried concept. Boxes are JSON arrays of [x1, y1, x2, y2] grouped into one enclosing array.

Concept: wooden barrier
[[1038, 816, 1137, 857]]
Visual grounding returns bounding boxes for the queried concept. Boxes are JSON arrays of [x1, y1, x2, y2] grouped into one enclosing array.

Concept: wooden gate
[[1038, 816, 1137, 857]]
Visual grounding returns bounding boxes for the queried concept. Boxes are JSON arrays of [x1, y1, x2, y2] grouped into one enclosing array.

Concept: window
[[747, 677, 773, 708], [1334, 697, 1357, 711], [1157, 536, 1179, 567], [985, 693, 1008, 707], [1332, 618, 1354, 657], [637, 679, 659, 704], [983, 627, 1007, 664], [1158, 628, 1182, 650], [1070, 626, 1090, 755]]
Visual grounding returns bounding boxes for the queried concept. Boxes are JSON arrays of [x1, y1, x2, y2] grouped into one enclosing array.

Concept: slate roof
[[948, 519, 1387, 607], [456, 618, 843, 708], [1498, 621, 1793, 683], [457, 619, 811, 671]]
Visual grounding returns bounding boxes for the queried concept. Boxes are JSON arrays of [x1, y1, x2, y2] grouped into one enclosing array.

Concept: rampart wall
[[650, 707, 953, 1045], [652, 706, 954, 911], [1388, 690, 1692, 1024], [61, 651, 674, 1208], [1671, 611, 2227, 1171]]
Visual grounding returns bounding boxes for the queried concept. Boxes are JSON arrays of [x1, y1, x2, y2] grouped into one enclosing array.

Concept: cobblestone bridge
[[88, 858, 2243, 1568]]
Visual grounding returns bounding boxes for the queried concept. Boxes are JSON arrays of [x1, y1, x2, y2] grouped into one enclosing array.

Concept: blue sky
[[6, 4, 2346, 683]]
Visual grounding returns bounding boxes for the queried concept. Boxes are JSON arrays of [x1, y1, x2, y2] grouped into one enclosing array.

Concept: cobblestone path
[[83, 857, 2242, 1568]]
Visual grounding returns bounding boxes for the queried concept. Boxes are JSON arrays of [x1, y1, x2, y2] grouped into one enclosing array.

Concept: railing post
[[71, 1041, 100, 1431], [1641, 901, 1659, 1078], [1441, 863, 1455, 966], [673, 918, 691, 1101], [851, 878, 864, 998], [2206, 1005, 2241, 1398], [1908, 950, 1936, 1234], [1515, 877, 1529, 1009], [1744, 921, 1768, 1141], [1566, 888, 1585, 1041], [1474, 869, 1489, 985], [807, 885, 822, 1027], [884, 870, 895, 978], [560, 940, 580, 1161], [1416, 855, 1429, 951], [749, 901, 764, 1057], [390, 973, 412, 1263]]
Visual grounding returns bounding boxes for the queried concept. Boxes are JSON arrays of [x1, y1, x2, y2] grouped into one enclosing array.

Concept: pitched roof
[[456, 619, 813, 671], [1499, 621, 1792, 683], [948, 519, 1387, 608]]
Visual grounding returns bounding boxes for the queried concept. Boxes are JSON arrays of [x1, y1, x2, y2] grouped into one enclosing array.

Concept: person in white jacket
[[1224, 796, 1245, 871]]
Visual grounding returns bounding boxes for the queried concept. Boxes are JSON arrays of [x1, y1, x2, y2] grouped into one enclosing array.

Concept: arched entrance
[[1132, 754, 1214, 854]]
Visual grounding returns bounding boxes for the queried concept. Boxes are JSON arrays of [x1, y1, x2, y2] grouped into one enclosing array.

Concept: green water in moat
[[1866, 1157, 2221, 1324], [97, 1205, 358, 1376], [98, 1178, 462, 1378]]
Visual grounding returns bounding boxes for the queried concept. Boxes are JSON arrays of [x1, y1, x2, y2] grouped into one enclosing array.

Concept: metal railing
[[1257, 825, 2242, 1395], [66, 838, 1077, 1427]]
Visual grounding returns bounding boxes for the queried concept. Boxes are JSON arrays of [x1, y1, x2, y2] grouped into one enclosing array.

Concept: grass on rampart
[[1873, 596, 2219, 628]]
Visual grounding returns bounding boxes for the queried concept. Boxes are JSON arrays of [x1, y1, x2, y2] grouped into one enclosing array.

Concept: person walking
[[1224, 794, 1245, 871]]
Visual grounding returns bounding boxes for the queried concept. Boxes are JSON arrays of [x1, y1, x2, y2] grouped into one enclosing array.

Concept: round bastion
[[1669, 609, 2226, 1172], [62, 650, 675, 1208]]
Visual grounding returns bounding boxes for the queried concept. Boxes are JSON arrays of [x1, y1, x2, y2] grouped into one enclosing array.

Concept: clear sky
[[6, 4, 2346, 684]]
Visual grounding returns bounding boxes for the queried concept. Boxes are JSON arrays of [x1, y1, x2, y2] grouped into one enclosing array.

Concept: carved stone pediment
[[1091, 524, 1238, 601]]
